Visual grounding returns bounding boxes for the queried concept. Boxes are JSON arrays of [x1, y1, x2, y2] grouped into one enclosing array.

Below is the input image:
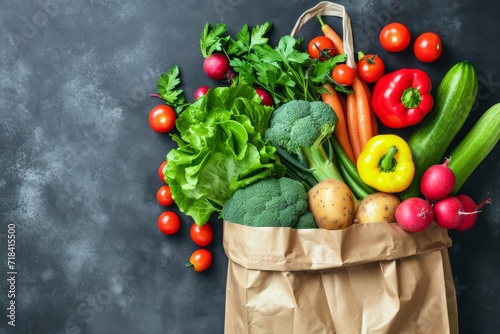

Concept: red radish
[[255, 88, 273, 106], [454, 194, 492, 231], [194, 86, 210, 100], [395, 197, 434, 232], [433, 196, 466, 229], [203, 53, 230, 80], [420, 158, 456, 201]]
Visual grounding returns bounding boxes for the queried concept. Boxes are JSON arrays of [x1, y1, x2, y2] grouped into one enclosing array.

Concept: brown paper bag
[[223, 221, 458, 333], [223, 2, 458, 333]]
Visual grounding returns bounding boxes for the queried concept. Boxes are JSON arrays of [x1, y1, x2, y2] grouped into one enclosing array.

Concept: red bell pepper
[[371, 68, 433, 128]]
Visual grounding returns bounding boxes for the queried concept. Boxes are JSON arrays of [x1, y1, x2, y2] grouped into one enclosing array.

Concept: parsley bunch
[[154, 21, 348, 113], [201, 22, 347, 105]]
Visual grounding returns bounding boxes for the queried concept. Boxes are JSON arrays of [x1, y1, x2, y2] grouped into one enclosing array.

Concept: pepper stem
[[401, 87, 422, 108], [379, 146, 398, 172]]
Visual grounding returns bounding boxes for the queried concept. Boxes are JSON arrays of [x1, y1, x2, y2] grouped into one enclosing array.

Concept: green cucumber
[[448, 103, 500, 194], [399, 61, 478, 200]]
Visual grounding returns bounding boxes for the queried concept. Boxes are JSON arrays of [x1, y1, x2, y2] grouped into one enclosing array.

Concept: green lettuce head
[[164, 85, 285, 225]]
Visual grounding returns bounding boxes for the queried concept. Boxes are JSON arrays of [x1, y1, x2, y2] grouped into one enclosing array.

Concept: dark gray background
[[1, 0, 499, 333]]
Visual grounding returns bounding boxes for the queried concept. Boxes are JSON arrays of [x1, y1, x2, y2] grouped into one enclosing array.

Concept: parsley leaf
[[232, 24, 250, 55], [156, 65, 188, 113], [249, 22, 272, 50], [230, 22, 272, 56], [274, 35, 308, 64], [200, 23, 229, 57]]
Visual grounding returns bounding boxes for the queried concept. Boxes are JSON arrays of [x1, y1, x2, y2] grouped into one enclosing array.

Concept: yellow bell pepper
[[357, 134, 415, 193]]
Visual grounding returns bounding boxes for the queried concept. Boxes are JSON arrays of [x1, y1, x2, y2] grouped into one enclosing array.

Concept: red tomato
[[158, 161, 167, 182], [194, 86, 210, 100], [157, 185, 174, 206], [331, 64, 355, 86], [157, 211, 180, 235], [190, 222, 214, 246], [357, 54, 385, 83], [379, 22, 411, 52], [148, 105, 176, 133], [307, 36, 335, 60], [255, 88, 273, 106], [187, 249, 212, 272], [414, 32, 442, 62]]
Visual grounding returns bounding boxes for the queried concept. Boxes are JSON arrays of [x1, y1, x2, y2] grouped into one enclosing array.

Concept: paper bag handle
[[290, 1, 356, 68]]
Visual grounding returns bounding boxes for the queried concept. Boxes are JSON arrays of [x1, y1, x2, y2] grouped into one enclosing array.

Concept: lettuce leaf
[[164, 85, 285, 225]]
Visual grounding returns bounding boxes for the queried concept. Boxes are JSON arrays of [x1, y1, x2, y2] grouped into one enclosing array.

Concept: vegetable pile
[[147, 13, 498, 272]]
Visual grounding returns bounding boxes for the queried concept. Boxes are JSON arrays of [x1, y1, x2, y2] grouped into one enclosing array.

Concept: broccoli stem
[[302, 135, 344, 183]]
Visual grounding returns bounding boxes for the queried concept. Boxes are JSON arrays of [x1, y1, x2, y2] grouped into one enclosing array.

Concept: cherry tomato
[[414, 32, 442, 62], [357, 54, 385, 83], [255, 88, 273, 106], [157, 211, 180, 235], [190, 222, 214, 246], [148, 105, 176, 133], [379, 22, 411, 52], [331, 64, 355, 86], [187, 249, 212, 272], [157, 185, 174, 206], [307, 36, 335, 61], [158, 160, 167, 182], [194, 86, 210, 100]]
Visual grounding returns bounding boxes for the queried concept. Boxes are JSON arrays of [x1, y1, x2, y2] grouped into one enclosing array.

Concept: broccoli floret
[[264, 100, 344, 187], [221, 177, 317, 228], [294, 211, 317, 229]]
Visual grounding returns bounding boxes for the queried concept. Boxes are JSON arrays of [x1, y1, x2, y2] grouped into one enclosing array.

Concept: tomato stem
[[366, 54, 378, 64]]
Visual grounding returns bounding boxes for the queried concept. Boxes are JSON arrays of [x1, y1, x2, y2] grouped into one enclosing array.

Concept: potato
[[307, 179, 354, 230], [355, 192, 401, 224]]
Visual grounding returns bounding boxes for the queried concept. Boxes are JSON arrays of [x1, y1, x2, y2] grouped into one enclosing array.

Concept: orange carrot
[[346, 92, 362, 159], [317, 15, 344, 55], [321, 83, 356, 163], [360, 79, 378, 136], [352, 76, 373, 150], [360, 78, 372, 102], [338, 93, 347, 117]]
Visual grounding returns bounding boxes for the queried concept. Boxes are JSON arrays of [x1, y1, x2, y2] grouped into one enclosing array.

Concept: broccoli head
[[221, 176, 317, 229], [264, 100, 343, 186]]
